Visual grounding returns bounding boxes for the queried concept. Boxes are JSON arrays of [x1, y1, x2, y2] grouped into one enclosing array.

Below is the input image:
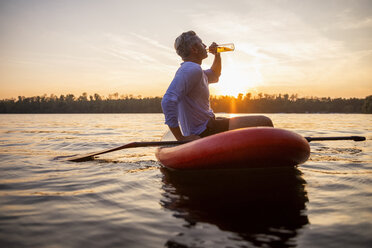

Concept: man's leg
[[228, 115, 274, 130]]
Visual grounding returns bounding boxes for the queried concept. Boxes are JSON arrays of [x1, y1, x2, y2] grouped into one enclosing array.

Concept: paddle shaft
[[66, 135, 365, 162]]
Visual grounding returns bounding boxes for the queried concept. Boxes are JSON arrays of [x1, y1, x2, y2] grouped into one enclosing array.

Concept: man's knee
[[258, 115, 274, 127], [228, 115, 274, 130]]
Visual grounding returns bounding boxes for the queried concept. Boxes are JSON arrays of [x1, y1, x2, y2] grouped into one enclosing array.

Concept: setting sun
[[211, 57, 263, 97]]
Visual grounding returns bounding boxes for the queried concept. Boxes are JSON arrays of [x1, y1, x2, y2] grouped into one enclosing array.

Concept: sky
[[0, 0, 371, 99]]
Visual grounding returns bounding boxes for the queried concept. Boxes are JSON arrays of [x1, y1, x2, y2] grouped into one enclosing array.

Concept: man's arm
[[211, 53, 221, 76], [209, 42, 221, 77], [162, 92, 200, 141]]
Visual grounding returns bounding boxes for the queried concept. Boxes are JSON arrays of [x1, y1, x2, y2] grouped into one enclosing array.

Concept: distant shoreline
[[1, 93, 371, 114]]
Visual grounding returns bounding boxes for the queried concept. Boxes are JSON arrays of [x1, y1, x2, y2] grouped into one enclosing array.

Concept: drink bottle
[[207, 43, 235, 53]]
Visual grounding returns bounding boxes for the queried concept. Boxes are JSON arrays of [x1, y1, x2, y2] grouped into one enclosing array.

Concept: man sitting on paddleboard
[[161, 31, 273, 141]]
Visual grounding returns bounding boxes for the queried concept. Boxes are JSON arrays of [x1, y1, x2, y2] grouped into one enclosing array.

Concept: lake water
[[0, 113, 371, 248]]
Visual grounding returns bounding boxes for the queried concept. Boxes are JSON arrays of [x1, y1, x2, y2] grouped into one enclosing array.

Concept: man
[[161, 31, 273, 141]]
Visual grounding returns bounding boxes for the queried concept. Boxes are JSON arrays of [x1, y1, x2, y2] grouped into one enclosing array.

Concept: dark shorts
[[199, 117, 230, 138]]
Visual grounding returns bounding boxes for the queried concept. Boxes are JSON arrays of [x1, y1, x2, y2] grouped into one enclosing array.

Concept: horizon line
[[1, 92, 371, 101]]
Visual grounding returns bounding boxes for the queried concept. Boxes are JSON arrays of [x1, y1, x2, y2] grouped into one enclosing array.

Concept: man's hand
[[208, 42, 218, 55], [169, 126, 200, 141], [181, 134, 201, 141]]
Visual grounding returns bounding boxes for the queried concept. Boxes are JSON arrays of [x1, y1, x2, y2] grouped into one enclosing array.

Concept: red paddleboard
[[155, 127, 310, 170]]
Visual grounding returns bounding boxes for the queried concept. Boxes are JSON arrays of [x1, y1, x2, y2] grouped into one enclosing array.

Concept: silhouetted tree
[[363, 95, 372, 113]]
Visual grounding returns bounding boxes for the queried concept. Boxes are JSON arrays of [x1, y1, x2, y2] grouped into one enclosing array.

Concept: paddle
[[66, 141, 188, 162], [66, 135, 365, 162]]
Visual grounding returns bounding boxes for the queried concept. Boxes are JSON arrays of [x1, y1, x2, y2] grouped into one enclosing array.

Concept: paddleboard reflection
[[160, 167, 309, 247]]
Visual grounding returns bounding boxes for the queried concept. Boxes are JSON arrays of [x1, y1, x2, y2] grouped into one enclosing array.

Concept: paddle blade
[[66, 154, 95, 162], [305, 136, 366, 142], [351, 136, 366, 141]]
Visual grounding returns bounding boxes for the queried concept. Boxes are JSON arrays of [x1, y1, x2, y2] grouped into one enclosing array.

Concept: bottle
[[207, 43, 235, 53]]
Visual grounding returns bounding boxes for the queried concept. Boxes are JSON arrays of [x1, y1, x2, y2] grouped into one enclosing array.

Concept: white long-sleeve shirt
[[161, 61, 219, 136]]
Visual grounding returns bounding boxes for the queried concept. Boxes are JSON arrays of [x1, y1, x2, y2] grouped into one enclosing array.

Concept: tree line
[[0, 93, 371, 113]]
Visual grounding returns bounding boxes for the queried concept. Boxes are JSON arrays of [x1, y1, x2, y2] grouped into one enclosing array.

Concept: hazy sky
[[1, 0, 371, 99]]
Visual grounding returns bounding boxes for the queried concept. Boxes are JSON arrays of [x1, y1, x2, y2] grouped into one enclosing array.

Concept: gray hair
[[174, 31, 201, 59]]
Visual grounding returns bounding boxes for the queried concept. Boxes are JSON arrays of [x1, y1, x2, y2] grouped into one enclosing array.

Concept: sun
[[211, 59, 263, 97]]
